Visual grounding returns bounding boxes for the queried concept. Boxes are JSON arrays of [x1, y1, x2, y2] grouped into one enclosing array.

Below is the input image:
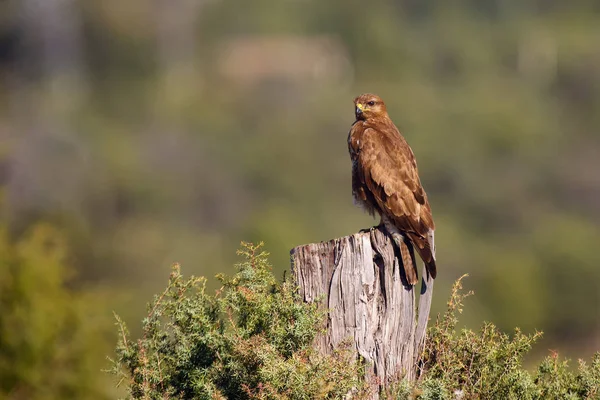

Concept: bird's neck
[[364, 114, 392, 127]]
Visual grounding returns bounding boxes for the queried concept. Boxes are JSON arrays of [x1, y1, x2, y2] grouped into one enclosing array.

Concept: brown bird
[[348, 93, 436, 285]]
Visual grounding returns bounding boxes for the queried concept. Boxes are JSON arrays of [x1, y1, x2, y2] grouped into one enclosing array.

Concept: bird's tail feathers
[[399, 237, 419, 285], [426, 230, 437, 279]]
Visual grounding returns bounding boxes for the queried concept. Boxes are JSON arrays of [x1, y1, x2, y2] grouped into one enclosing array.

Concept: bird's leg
[[381, 216, 404, 249], [359, 218, 384, 234], [382, 215, 419, 285]]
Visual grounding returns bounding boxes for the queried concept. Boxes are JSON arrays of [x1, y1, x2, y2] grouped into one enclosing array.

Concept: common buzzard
[[348, 93, 436, 285]]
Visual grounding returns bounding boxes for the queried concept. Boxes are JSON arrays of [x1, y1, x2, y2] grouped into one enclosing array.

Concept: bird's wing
[[357, 127, 434, 237]]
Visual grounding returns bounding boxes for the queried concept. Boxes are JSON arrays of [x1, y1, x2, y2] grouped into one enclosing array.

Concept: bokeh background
[[0, 0, 599, 398]]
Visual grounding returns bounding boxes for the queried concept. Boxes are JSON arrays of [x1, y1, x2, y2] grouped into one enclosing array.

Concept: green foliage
[[0, 224, 111, 399], [534, 353, 600, 400], [114, 249, 600, 399], [111, 242, 367, 399], [388, 276, 600, 399], [418, 276, 542, 399]]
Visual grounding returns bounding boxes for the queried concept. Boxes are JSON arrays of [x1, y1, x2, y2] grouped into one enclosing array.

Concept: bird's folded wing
[[358, 128, 434, 236]]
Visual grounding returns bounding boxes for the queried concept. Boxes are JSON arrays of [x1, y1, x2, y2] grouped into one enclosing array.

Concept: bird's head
[[354, 93, 387, 121]]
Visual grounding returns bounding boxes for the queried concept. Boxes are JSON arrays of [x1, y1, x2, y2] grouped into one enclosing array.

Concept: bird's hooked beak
[[355, 103, 364, 120]]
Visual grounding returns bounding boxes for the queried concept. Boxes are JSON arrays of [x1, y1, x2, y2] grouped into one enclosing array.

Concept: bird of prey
[[348, 93, 436, 285]]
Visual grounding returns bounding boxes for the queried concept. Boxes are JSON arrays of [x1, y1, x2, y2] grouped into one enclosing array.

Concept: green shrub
[[112, 247, 600, 399], [0, 223, 111, 399], [111, 242, 368, 399], [407, 276, 600, 399]]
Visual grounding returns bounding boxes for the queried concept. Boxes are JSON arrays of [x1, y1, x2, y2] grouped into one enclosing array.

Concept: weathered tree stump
[[290, 226, 434, 397]]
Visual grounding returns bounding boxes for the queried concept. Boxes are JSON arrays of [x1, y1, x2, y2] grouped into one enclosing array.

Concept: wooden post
[[290, 226, 434, 397]]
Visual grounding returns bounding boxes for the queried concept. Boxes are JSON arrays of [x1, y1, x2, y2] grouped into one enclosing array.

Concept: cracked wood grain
[[290, 226, 434, 397]]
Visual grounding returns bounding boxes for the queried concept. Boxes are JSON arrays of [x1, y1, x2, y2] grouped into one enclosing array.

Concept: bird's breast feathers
[[348, 121, 365, 158]]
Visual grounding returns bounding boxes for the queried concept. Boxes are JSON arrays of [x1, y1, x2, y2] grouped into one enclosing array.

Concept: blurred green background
[[0, 0, 599, 397]]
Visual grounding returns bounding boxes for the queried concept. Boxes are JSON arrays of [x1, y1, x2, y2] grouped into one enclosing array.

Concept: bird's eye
[[367, 101, 375, 106]]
